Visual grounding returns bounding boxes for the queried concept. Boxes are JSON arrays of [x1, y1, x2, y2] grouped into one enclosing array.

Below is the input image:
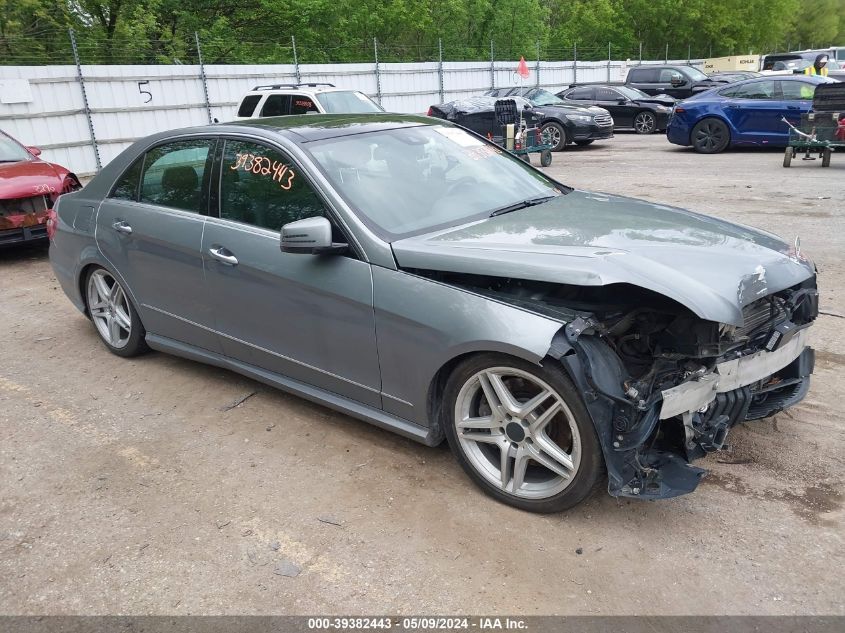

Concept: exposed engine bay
[[410, 269, 819, 499]]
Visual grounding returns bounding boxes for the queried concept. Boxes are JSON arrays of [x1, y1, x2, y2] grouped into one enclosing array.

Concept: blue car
[[667, 75, 838, 153]]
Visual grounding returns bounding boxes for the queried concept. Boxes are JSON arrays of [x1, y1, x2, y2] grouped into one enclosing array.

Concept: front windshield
[[316, 91, 383, 113], [528, 89, 565, 106], [685, 67, 709, 81], [616, 86, 650, 100], [308, 125, 562, 240], [0, 132, 32, 163]]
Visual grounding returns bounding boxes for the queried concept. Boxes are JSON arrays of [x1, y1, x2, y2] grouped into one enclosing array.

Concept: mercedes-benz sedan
[[50, 114, 817, 513]]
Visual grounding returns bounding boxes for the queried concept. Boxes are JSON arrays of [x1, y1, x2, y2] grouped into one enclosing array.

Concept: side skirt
[[145, 333, 438, 446]]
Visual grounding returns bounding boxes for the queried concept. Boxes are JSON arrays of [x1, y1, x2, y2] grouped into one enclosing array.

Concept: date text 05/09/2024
[[307, 617, 528, 630]]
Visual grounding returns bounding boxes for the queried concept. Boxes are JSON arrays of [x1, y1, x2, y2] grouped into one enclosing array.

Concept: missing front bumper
[[659, 328, 811, 420]]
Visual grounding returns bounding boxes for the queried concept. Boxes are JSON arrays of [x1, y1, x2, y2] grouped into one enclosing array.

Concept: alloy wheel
[[87, 269, 132, 349], [454, 367, 582, 499], [541, 123, 565, 151], [634, 112, 655, 134], [693, 120, 727, 153]]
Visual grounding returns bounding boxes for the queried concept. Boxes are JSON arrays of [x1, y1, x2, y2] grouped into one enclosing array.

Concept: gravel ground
[[0, 133, 843, 616]]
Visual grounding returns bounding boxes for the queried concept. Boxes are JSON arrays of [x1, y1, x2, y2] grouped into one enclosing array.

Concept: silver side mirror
[[280, 216, 347, 255]]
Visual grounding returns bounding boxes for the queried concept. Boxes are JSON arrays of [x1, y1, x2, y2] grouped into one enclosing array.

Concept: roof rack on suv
[[252, 82, 336, 91]]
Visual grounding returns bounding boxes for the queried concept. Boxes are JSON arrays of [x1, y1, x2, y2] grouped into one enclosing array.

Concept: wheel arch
[[688, 114, 734, 146], [76, 257, 141, 318], [424, 342, 553, 446]]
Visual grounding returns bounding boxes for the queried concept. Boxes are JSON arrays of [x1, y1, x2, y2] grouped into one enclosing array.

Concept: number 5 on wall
[[138, 80, 152, 103]]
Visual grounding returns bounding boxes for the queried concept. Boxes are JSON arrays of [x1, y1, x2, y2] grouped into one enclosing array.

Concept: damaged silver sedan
[[49, 114, 817, 512]]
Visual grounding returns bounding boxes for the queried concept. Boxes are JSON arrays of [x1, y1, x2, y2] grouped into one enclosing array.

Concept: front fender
[[371, 266, 564, 426]]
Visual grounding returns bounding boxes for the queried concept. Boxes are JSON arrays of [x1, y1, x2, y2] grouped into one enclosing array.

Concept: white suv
[[235, 83, 383, 120]]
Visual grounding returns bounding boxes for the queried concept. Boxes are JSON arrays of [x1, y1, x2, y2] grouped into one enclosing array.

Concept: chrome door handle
[[208, 246, 238, 266], [112, 220, 132, 234]]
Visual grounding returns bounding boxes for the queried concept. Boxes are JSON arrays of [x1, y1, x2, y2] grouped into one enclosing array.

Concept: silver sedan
[[49, 114, 818, 512]]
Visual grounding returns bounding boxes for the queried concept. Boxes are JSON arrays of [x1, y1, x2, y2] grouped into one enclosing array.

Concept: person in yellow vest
[[803, 54, 830, 76]]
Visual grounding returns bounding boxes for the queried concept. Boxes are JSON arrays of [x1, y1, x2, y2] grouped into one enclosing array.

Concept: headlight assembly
[[565, 114, 592, 123]]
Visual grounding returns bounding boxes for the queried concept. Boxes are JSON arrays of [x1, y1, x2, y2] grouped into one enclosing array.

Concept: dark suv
[[484, 87, 613, 151], [625, 65, 722, 99]]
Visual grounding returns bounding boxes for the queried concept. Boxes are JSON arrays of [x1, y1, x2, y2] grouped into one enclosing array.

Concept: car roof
[[631, 64, 697, 70], [686, 74, 835, 100], [766, 50, 830, 59], [228, 113, 437, 142], [562, 82, 625, 88]]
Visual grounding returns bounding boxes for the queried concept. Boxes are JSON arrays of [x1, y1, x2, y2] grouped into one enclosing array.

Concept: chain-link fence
[[1, 29, 804, 66], [3, 29, 785, 176]]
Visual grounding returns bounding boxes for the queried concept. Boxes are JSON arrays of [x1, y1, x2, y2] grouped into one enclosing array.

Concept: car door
[[96, 137, 221, 352], [660, 68, 688, 99], [595, 87, 631, 127], [201, 137, 382, 407], [777, 79, 817, 140], [720, 80, 781, 143]]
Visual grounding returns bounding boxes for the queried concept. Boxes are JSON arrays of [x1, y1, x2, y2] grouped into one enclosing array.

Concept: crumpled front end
[[553, 277, 819, 499], [0, 194, 52, 245]]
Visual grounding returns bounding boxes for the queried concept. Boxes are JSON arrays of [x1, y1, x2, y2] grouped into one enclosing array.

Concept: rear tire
[[691, 118, 730, 154], [783, 146, 793, 168], [442, 353, 604, 513], [822, 148, 831, 167], [541, 122, 567, 151], [85, 266, 149, 358], [540, 149, 552, 167]]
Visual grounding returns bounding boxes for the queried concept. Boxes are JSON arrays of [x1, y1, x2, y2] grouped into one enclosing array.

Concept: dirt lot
[[1, 133, 843, 616]]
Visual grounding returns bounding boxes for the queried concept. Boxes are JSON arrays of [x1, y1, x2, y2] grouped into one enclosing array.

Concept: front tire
[[691, 118, 730, 153], [442, 354, 604, 513], [783, 146, 794, 167], [541, 122, 567, 151], [85, 267, 148, 357], [633, 111, 656, 134]]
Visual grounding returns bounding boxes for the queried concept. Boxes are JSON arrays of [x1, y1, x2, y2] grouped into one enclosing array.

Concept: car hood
[[391, 190, 815, 326], [0, 160, 62, 198]]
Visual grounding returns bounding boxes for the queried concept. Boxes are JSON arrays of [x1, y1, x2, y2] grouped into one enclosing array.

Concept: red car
[[1, 130, 81, 246]]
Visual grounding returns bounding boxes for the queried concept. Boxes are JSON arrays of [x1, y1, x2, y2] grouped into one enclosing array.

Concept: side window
[[629, 68, 658, 83], [596, 87, 620, 101], [733, 80, 776, 100], [659, 69, 683, 83], [780, 81, 815, 101], [220, 140, 328, 231], [139, 139, 214, 213], [290, 95, 319, 115], [237, 95, 262, 117], [110, 155, 144, 200], [566, 87, 594, 100], [260, 94, 290, 117], [719, 85, 741, 98]]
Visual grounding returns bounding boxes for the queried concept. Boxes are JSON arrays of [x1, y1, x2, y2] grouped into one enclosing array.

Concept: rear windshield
[[237, 94, 261, 117], [316, 91, 383, 113]]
